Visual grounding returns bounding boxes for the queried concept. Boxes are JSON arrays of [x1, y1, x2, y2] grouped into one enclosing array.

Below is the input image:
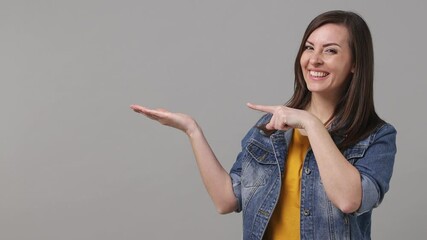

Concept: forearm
[[305, 119, 362, 213], [186, 123, 238, 214], [130, 105, 238, 213]]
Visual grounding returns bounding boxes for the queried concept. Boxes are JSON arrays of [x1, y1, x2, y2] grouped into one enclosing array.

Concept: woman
[[131, 10, 397, 240]]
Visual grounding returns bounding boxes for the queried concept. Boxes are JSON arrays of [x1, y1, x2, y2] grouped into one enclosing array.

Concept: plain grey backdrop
[[1, 0, 426, 239]]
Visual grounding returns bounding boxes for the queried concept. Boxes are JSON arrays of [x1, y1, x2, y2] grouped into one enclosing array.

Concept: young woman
[[131, 10, 397, 240]]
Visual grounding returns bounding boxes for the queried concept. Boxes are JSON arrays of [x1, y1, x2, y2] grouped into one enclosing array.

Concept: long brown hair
[[264, 10, 384, 150]]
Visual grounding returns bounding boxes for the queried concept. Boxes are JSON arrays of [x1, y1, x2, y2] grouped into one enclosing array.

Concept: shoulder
[[367, 122, 397, 145], [343, 122, 397, 163], [351, 122, 396, 147], [361, 121, 396, 147]]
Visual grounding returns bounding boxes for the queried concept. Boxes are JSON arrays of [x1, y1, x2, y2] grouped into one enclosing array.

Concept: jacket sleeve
[[229, 114, 272, 213], [354, 123, 397, 216]]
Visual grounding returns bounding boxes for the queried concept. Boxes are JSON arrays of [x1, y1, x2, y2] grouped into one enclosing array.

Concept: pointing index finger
[[246, 102, 276, 113]]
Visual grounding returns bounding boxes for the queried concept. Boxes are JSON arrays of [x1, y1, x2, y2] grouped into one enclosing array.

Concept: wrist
[[185, 119, 201, 137], [304, 115, 325, 133]]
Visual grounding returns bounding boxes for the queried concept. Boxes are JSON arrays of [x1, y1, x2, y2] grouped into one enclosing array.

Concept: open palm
[[130, 104, 196, 135]]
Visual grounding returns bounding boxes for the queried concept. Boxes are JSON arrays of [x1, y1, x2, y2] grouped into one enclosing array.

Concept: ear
[[351, 64, 355, 73]]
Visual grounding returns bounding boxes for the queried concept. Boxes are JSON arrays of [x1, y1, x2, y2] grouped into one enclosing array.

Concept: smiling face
[[300, 23, 354, 101]]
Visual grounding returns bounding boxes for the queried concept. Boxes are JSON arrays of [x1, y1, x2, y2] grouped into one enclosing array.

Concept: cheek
[[337, 62, 353, 77], [329, 58, 351, 76], [333, 66, 352, 87], [337, 55, 353, 71], [300, 54, 308, 68]]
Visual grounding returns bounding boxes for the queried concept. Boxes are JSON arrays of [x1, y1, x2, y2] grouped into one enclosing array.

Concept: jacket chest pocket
[[242, 139, 277, 188]]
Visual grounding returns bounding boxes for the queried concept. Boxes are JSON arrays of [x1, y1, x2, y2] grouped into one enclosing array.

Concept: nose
[[309, 52, 323, 66]]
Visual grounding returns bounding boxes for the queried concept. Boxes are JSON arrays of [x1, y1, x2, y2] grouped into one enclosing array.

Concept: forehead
[[307, 23, 349, 45]]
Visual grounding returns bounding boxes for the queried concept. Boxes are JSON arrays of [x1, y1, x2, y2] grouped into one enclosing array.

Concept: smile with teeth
[[309, 71, 330, 78]]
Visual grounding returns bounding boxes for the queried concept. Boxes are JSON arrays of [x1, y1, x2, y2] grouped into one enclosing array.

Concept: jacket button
[[303, 209, 310, 216], [305, 168, 311, 175]]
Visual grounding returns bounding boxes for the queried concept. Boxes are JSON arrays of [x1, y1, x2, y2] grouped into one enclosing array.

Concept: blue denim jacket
[[230, 114, 397, 240]]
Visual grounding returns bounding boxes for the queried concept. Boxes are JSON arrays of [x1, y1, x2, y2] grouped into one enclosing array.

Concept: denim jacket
[[230, 114, 397, 240]]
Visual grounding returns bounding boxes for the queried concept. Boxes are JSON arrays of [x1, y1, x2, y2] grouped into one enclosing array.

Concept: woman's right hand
[[130, 104, 198, 136], [131, 104, 238, 214]]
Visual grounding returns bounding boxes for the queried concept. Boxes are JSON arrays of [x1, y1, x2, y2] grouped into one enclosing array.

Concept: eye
[[304, 45, 314, 51], [325, 48, 337, 54]]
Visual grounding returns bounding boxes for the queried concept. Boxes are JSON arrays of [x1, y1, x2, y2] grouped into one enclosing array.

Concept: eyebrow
[[306, 40, 342, 48]]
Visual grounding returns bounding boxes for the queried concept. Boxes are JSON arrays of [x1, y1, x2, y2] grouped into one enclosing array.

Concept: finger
[[246, 102, 276, 113], [145, 114, 160, 121], [144, 109, 169, 120], [265, 122, 275, 130], [266, 115, 289, 131], [130, 105, 168, 118], [130, 104, 149, 112], [130, 105, 159, 115]]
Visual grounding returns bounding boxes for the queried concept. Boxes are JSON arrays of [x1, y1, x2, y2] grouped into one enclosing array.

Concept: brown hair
[[263, 10, 384, 150]]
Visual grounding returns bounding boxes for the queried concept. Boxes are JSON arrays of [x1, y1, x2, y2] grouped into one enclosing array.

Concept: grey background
[[1, 0, 426, 239]]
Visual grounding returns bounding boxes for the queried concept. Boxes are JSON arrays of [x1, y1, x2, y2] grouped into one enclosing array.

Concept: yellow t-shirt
[[263, 129, 310, 240]]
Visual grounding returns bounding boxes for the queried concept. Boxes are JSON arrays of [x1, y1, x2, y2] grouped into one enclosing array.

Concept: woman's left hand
[[248, 102, 363, 213], [247, 102, 314, 131]]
